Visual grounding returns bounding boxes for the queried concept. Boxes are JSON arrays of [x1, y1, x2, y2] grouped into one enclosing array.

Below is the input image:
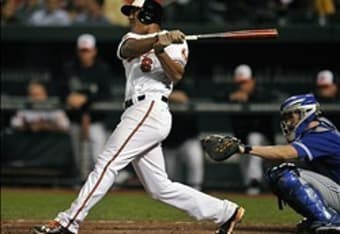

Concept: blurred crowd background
[[1, 0, 340, 193], [2, 0, 340, 27]]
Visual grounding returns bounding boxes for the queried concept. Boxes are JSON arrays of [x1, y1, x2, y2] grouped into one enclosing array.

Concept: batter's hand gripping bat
[[185, 28, 279, 41]]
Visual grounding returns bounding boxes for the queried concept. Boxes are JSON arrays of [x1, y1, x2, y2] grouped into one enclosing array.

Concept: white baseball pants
[[56, 99, 238, 234]]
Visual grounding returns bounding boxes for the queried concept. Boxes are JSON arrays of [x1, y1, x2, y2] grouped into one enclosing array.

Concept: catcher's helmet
[[121, 0, 162, 25], [280, 93, 321, 142]]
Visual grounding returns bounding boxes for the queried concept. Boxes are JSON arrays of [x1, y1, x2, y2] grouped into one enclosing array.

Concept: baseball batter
[[32, 1, 244, 234]]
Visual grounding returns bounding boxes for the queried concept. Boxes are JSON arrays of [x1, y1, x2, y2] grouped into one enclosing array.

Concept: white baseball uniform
[[55, 31, 238, 234]]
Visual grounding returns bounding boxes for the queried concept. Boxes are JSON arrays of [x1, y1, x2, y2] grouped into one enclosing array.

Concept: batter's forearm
[[248, 145, 298, 161], [121, 37, 158, 59], [156, 52, 184, 82]]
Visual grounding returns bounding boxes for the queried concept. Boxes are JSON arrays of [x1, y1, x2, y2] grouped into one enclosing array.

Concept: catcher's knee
[[265, 163, 299, 194]]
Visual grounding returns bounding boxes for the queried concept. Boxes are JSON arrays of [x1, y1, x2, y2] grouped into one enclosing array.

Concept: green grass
[[1, 189, 300, 225]]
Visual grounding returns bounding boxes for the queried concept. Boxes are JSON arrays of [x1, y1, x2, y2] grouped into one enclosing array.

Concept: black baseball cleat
[[315, 226, 340, 234], [296, 218, 314, 234], [215, 206, 245, 234], [32, 221, 74, 234]]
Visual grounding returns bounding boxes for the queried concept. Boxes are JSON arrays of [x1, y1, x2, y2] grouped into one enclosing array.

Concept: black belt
[[124, 95, 168, 109]]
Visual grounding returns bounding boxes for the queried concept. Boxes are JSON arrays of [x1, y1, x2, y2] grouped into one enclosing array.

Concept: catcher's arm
[[242, 145, 298, 160], [201, 135, 298, 162]]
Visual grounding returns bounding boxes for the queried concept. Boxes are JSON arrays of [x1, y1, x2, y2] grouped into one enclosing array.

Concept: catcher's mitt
[[201, 135, 242, 161]]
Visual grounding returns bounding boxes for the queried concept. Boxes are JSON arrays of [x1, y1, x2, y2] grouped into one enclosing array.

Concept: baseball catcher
[[202, 94, 340, 234]]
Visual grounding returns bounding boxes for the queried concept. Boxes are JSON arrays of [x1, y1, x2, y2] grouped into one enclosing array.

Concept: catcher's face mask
[[280, 110, 301, 143], [280, 94, 320, 143]]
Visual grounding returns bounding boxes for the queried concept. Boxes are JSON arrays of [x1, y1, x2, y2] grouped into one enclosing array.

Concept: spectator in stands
[[1, 0, 20, 25], [58, 33, 113, 181], [28, 0, 71, 26], [160, 0, 198, 24], [228, 64, 279, 195], [314, 0, 336, 26], [205, 0, 227, 24], [72, 0, 111, 25], [163, 83, 204, 191], [66, 0, 87, 23], [314, 70, 339, 102], [15, 0, 42, 24], [102, 0, 128, 26], [11, 80, 70, 132], [275, 0, 295, 26]]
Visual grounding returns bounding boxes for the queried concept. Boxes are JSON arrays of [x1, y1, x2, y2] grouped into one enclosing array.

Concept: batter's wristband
[[154, 46, 165, 54], [244, 145, 253, 154]]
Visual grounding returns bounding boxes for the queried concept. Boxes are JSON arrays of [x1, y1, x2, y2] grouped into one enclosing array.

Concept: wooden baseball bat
[[185, 28, 279, 41]]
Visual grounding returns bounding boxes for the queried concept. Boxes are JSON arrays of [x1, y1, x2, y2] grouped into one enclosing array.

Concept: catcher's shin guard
[[265, 163, 340, 227]]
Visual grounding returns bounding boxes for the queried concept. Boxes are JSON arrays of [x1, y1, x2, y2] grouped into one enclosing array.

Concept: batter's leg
[[55, 101, 165, 234], [132, 144, 238, 225], [55, 144, 133, 234]]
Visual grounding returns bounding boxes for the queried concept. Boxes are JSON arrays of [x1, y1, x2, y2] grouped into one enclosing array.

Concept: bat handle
[[185, 35, 198, 41]]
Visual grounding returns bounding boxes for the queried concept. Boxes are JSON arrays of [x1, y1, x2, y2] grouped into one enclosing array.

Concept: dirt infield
[[2, 220, 295, 234]]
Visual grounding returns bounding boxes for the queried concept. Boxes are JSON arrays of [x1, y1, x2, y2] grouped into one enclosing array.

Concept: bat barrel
[[185, 28, 279, 41]]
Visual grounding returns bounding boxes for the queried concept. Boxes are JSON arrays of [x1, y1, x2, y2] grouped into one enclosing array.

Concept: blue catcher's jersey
[[291, 117, 340, 183]]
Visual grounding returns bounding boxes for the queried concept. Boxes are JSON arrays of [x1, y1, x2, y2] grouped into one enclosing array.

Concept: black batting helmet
[[121, 0, 163, 25]]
